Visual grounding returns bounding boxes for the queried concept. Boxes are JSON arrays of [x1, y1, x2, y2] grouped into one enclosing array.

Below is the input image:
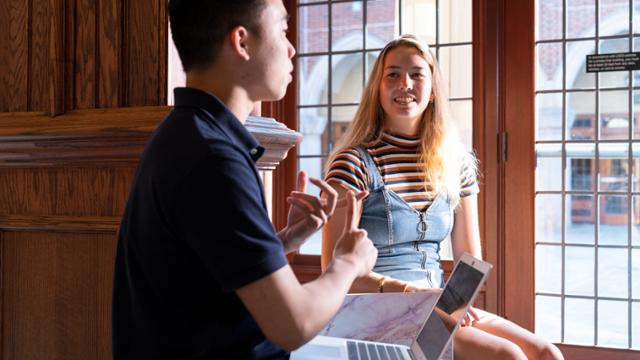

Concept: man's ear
[[229, 26, 251, 61]]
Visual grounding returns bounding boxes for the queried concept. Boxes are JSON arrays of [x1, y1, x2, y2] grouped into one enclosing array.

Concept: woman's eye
[[386, 73, 399, 78], [411, 73, 424, 79]]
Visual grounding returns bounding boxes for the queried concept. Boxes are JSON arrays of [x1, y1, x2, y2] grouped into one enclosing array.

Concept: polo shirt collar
[[173, 87, 264, 161]]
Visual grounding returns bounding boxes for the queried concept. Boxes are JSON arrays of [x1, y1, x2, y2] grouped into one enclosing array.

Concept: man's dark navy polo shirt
[[113, 87, 289, 359]]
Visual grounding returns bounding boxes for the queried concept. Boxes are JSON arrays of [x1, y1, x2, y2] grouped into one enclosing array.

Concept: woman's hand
[[460, 306, 481, 327]]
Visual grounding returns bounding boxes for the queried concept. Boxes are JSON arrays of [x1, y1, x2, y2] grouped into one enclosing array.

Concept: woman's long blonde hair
[[326, 34, 476, 207]]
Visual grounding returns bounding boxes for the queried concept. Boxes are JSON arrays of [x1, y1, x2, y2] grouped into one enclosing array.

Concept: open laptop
[[291, 253, 492, 360]]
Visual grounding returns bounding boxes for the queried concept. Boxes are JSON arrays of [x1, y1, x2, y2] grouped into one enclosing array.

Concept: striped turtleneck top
[[325, 131, 479, 211]]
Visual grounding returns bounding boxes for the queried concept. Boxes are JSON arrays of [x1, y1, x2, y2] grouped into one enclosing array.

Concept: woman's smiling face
[[378, 46, 433, 135]]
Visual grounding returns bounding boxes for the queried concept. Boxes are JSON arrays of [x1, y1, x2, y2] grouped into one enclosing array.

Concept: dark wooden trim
[[158, 0, 168, 105], [557, 344, 640, 360], [0, 107, 166, 136], [474, 0, 502, 315], [0, 215, 120, 233], [503, 0, 535, 330], [49, 0, 65, 116], [0, 229, 3, 359], [64, 0, 75, 113], [0, 108, 298, 169], [0, 107, 165, 167]]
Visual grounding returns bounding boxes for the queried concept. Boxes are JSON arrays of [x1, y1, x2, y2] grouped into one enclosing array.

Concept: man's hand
[[332, 190, 377, 277], [279, 171, 338, 253]]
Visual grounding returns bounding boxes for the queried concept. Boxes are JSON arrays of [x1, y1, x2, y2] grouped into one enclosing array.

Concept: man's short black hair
[[169, 0, 267, 72]]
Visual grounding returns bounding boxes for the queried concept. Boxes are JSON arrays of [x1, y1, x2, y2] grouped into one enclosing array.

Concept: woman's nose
[[399, 75, 412, 89]]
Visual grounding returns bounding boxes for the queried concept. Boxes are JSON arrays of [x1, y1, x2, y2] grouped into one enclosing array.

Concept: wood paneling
[[30, 0, 50, 112], [98, 0, 122, 108], [0, 0, 29, 112], [1, 231, 117, 360], [75, 0, 97, 109], [49, 0, 66, 116], [1, 0, 167, 113], [125, 0, 164, 107], [0, 1, 170, 358], [0, 168, 134, 217]]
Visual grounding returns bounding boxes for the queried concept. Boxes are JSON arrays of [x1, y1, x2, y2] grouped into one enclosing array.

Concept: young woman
[[322, 35, 563, 360]]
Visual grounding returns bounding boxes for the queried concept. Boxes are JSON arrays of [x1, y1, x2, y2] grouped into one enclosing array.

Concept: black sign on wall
[[586, 52, 640, 72]]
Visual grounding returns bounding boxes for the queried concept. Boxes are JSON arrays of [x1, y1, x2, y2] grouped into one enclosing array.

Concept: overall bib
[[355, 147, 454, 288]]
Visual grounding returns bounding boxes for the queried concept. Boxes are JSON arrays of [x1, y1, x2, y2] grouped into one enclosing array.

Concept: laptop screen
[[415, 261, 485, 359]]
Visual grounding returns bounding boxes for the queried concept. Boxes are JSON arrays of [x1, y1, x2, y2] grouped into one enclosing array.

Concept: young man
[[112, 0, 377, 358]]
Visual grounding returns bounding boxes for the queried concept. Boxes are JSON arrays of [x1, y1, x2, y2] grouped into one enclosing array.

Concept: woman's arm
[[450, 194, 482, 262], [322, 184, 414, 293]]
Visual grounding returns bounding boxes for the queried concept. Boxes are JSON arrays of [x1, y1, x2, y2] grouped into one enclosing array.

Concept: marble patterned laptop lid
[[320, 291, 441, 347]]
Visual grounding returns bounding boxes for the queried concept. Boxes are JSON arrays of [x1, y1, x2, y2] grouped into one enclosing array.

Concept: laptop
[[291, 253, 492, 360]]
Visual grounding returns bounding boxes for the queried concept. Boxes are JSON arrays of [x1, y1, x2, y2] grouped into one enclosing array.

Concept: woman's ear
[[228, 26, 251, 61]]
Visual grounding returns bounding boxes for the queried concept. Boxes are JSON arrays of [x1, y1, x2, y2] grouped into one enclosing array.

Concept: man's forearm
[[276, 226, 296, 254]]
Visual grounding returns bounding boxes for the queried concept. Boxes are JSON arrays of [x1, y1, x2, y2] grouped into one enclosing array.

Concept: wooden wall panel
[[98, 0, 122, 108], [75, 0, 97, 109], [1, 231, 117, 360], [1, 0, 167, 114], [30, 0, 51, 112], [125, 0, 164, 106], [0, 168, 134, 217], [0, 0, 29, 112]]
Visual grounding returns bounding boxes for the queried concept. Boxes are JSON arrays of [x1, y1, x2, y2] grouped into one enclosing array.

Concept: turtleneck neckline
[[380, 130, 421, 148]]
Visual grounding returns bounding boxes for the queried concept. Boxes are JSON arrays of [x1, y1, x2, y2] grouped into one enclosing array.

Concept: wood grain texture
[[0, 167, 135, 217], [0, 215, 120, 233], [125, 0, 161, 106], [75, 0, 97, 109], [30, 0, 50, 112], [0, 0, 29, 112], [0, 107, 165, 167], [158, 0, 168, 105], [0, 109, 297, 171], [1, 231, 117, 360], [98, 0, 121, 108], [64, 0, 76, 113], [49, 0, 66, 116]]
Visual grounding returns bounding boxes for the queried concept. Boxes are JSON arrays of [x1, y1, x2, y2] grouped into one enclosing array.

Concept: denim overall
[[355, 147, 454, 288]]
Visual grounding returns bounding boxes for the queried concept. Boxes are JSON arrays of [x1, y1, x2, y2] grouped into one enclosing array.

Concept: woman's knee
[[535, 342, 564, 360], [495, 341, 528, 360]]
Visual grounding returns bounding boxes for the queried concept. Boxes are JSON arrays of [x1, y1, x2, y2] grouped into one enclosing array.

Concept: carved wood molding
[[0, 107, 302, 170], [246, 116, 302, 170], [0, 214, 120, 233]]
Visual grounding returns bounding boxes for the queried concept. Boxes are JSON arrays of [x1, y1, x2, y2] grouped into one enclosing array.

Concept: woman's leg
[[469, 308, 564, 360], [454, 325, 528, 360]]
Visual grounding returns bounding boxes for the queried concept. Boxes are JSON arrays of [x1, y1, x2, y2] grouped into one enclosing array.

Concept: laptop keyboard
[[346, 340, 408, 360]]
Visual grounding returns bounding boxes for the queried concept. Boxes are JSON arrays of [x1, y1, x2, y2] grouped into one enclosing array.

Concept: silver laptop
[[291, 253, 492, 360]]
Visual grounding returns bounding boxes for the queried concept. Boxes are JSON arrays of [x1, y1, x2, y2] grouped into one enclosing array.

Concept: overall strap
[[354, 146, 384, 191]]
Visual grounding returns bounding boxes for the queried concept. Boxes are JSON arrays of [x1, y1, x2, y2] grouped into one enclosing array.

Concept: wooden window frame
[[270, 0, 501, 312], [504, 0, 640, 358]]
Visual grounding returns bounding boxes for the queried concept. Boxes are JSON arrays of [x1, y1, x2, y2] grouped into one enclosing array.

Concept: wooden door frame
[[502, 0, 640, 358]]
